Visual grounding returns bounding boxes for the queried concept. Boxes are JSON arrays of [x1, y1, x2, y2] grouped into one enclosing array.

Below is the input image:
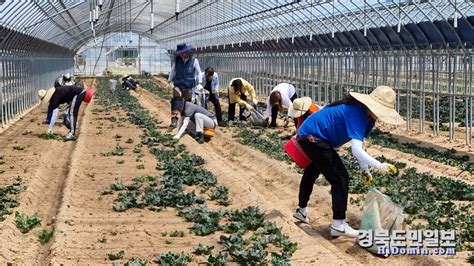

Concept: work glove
[[196, 84, 204, 92], [245, 103, 254, 111], [191, 96, 197, 104], [362, 170, 373, 186], [377, 163, 398, 175], [252, 98, 258, 106], [47, 128, 53, 135], [283, 115, 290, 128]]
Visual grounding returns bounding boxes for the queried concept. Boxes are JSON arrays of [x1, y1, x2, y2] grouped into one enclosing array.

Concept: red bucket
[[284, 136, 311, 168]]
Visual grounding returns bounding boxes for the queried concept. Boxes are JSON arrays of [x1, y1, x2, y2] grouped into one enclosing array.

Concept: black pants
[[68, 90, 86, 135], [172, 87, 192, 101], [208, 93, 222, 122], [298, 136, 350, 220], [228, 93, 248, 121], [270, 93, 298, 127]]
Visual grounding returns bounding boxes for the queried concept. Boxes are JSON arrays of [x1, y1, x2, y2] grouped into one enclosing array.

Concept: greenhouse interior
[[0, 0, 473, 265]]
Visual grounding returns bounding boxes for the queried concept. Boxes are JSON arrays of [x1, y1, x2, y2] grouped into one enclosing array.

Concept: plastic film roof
[[1, 0, 473, 53], [1, 0, 199, 52]]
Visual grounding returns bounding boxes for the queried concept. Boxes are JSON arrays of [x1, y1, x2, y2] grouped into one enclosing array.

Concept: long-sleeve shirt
[[298, 102, 385, 171], [48, 86, 84, 110], [201, 72, 220, 94], [47, 85, 85, 130], [265, 83, 296, 117], [168, 57, 202, 85], [228, 78, 257, 106]]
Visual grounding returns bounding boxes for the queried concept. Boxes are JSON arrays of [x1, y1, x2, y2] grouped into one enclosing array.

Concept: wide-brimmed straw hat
[[288, 97, 312, 118], [349, 86, 404, 125], [37, 88, 55, 106], [175, 43, 192, 55], [121, 74, 130, 80]]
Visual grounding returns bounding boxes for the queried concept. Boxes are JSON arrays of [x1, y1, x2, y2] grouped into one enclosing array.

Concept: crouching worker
[[38, 85, 95, 141], [122, 74, 140, 91], [171, 97, 218, 144], [265, 83, 297, 128], [293, 86, 403, 238], [227, 78, 258, 127]]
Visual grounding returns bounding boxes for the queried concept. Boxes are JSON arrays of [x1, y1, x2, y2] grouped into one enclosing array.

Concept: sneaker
[[330, 222, 359, 238], [268, 123, 277, 128], [292, 208, 309, 224], [63, 132, 76, 141], [227, 120, 234, 127]]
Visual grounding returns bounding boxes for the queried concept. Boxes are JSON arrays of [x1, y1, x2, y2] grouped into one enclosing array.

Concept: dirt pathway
[[0, 102, 83, 264], [46, 92, 174, 264]]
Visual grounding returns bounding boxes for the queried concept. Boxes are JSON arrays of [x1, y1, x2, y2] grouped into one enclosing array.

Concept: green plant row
[[368, 129, 473, 173], [95, 77, 297, 265], [234, 128, 303, 176], [234, 127, 473, 251], [0, 177, 24, 222], [135, 77, 173, 100], [398, 95, 468, 127]]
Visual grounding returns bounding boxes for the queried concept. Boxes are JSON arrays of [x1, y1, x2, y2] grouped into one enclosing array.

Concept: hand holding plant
[[361, 170, 373, 186]]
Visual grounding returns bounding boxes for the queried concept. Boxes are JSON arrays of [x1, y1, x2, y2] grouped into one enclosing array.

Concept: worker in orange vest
[[288, 97, 321, 129]]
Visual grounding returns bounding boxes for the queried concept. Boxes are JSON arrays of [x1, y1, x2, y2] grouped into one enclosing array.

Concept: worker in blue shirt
[[293, 86, 403, 238]]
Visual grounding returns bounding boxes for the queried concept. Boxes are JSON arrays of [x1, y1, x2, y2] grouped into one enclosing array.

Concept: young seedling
[[15, 211, 41, 233], [107, 250, 124, 260], [169, 230, 185, 237], [156, 252, 192, 265], [193, 243, 214, 255], [207, 252, 228, 266], [37, 228, 54, 244], [13, 145, 25, 151]]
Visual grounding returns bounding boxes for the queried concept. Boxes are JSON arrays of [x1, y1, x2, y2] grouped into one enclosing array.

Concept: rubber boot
[[170, 116, 178, 128], [196, 132, 205, 144]]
